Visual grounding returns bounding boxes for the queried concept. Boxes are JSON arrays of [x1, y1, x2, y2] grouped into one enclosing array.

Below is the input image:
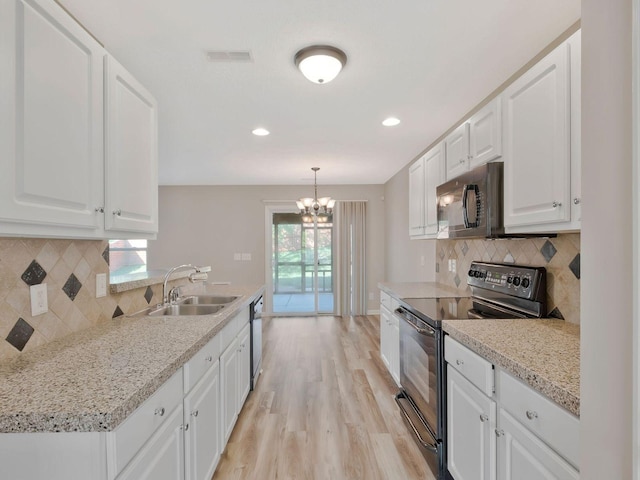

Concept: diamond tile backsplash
[[436, 233, 580, 324], [0, 238, 185, 361]]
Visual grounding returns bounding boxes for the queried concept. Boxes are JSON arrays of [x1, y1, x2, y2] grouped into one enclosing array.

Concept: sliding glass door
[[271, 212, 334, 314]]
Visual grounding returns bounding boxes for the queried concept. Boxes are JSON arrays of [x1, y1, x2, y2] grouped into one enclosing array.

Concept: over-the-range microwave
[[436, 162, 504, 239]]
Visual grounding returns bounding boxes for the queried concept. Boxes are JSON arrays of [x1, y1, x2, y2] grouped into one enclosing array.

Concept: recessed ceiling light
[[382, 117, 401, 127], [252, 128, 270, 136]]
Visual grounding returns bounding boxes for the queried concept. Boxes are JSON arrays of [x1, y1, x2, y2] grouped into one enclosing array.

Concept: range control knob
[[521, 278, 530, 288], [507, 276, 513, 284], [513, 277, 521, 287], [480, 271, 487, 279], [468, 269, 475, 277]]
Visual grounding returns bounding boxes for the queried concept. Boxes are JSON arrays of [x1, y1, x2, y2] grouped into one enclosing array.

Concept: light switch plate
[[241, 253, 251, 261], [234, 253, 242, 261], [96, 273, 107, 298], [30, 283, 48, 316]]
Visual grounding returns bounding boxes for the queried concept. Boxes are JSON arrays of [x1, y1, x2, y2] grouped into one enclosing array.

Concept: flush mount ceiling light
[[382, 117, 401, 127], [296, 167, 335, 223], [252, 127, 270, 136], [294, 45, 347, 84]]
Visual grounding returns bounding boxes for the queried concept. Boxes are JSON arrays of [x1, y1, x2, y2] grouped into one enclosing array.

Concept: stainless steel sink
[[181, 295, 239, 305], [148, 304, 225, 316]]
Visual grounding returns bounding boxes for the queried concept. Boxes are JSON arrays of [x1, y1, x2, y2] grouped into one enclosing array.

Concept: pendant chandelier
[[296, 167, 335, 223]]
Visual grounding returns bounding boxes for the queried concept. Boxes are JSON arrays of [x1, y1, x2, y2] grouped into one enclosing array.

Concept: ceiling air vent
[[206, 50, 253, 62]]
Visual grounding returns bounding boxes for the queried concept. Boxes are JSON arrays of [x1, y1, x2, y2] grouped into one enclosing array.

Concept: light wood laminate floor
[[213, 315, 435, 480]]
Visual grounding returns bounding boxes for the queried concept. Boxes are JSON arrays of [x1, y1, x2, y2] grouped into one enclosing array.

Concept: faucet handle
[[168, 287, 181, 303]]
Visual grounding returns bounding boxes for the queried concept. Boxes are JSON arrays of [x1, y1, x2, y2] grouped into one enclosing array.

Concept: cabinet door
[[390, 314, 401, 386], [497, 408, 578, 480], [445, 123, 470, 180], [184, 361, 221, 480], [116, 404, 184, 480], [568, 31, 581, 226], [104, 55, 158, 236], [409, 158, 426, 237], [503, 42, 571, 229], [469, 98, 502, 169], [220, 339, 238, 445], [447, 366, 496, 480], [424, 142, 444, 236], [237, 324, 251, 408], [379, 306, 391, 370], [0, 0, 104, 237]]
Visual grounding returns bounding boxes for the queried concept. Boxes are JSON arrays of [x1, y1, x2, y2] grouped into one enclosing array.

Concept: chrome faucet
[[162, 264, 210, 305]]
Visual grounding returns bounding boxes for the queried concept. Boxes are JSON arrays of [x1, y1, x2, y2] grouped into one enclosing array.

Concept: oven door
[[395, 307, 442, 477]]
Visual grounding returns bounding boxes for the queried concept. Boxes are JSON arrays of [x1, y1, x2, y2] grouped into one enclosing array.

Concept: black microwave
[[436, 162, 505, 239]]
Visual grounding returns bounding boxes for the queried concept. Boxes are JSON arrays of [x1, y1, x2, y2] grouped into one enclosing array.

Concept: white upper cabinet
[[104, 56, 158, 235], [0, 0, 158, 239], [409, 142, 444, 239], [0, 0, 105, 237], [469, 97, 502, 169], [503, 31, 581, 233], [445, 122, 470, 180]]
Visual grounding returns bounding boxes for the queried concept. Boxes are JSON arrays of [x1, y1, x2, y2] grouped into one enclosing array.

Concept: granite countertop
[[0, 284, 264, 434], [443, 319, 580, 416], [378, 281, 467, 299]]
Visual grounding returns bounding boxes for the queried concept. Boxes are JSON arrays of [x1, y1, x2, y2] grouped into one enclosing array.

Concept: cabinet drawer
[[445, 336, 494, 397], [219, 308, 250, 352], [497, 369, 579, 468], [184, 334, 221, 393], [109, 368, 183, 475]]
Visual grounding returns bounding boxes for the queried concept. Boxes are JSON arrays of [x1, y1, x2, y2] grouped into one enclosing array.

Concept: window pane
[[108, 239, 148, 276]]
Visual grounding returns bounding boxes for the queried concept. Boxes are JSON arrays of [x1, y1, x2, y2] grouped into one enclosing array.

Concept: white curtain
[[335, 201, 367, 316]]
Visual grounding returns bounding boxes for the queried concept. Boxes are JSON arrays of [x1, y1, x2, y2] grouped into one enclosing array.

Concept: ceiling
[[58, 0, 580, 186]]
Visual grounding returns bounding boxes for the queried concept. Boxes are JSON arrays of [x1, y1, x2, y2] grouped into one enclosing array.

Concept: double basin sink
[[147, 295, 240, 317]]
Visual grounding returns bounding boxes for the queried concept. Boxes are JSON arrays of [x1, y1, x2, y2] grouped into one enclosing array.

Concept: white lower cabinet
[[379, 291, 400, 386], [184, 361, 221, 480], [447, 365, 496, 480], [446, 336, 579, 480], [221, 322, 251, 445], [116, 403, 185, 480]]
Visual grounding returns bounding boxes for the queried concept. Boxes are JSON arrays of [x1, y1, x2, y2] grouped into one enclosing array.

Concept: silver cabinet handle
[[205, 355, 213, 362], [573, 198, 581, 205], [495, 429, 504, 437], [191, 410, 199, 417], [154, 407, 165, 417], [95, 207, 104, 213], [456, 359, 464, 366], [552, 201, 562, 208], [113, 209, 122, 216], [459, 158, 466, 164], [182, 423, 189, 431], [526, 410, 538, 420], [479, 414, 489, 422]]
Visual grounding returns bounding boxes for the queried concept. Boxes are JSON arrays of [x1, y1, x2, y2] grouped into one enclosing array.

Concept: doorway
[[268, 209, 334, 314]]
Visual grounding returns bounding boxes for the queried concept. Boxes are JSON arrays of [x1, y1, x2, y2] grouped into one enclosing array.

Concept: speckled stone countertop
[[0, 284, 264, 433], [443, 319, 580, 416], [378, 281, 466, 299]]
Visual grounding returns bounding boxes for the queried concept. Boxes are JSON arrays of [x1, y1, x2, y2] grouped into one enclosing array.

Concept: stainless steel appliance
[[436, 162, 504, 239], [250, 295, 263, 390], [395, 261, 547, 480]]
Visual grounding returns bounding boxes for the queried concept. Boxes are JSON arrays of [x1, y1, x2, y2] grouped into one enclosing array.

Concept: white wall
[[581, 0, 633, 477], [148, 184, 385, 313], [383, 162, 437, 283]]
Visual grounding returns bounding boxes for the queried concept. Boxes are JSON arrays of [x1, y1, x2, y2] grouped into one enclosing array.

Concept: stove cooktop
[[400, 296, 476, 322]]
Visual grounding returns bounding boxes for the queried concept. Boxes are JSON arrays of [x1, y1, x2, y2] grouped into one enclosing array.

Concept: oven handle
[[394, 308, 435, 337], [394, 394, 439, 454]]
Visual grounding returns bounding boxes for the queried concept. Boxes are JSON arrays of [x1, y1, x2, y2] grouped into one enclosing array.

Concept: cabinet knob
[[459, 158, 466, 164], [154, 407, 165, 417], [113, 209, 122, 216], [551, 201, 562, 208], [182, 423, 189, 431], [479, 414, 489, 423], [495, 428, 504, 437], [205, 355, 213, 362], [94, 207, 104, 213], [526, 410, 538, 420], [573, 197, 581, 205], [456, 359, 464, 366], [192, 410, 199, 417]]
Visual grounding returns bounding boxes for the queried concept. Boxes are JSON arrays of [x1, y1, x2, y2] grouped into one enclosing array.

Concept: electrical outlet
[[30, 283, 48, 316], [448, 259, 457, 273], [96, 273, 107, 298]]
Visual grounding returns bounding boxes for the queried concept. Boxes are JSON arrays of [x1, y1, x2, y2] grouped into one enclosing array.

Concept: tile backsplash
[[436, 233, 580, 324], [0, 238, 182, 361]]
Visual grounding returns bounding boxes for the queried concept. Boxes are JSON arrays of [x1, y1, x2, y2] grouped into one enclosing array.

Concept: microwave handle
[[462, 183, 480, 228]]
